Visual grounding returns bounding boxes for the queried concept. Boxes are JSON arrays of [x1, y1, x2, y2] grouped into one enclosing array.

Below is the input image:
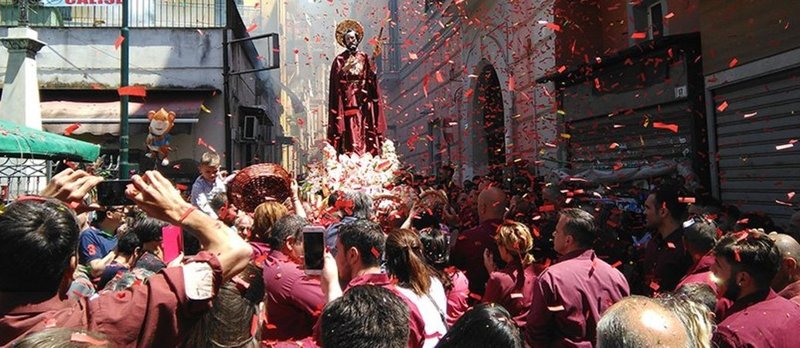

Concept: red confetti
[[246, 24, 258, 33], [175, 184, 188, 191], [611, 260, 622, 268], [544, 23, 561, 31], [667, 242, 676, 249], [734, 248, 741, 262], [542, 258, 552, 269], [612, 162, 624, 171], [664, 12, 675, 19], [408, 52, 418, 60], [508, 74, 516, 91], [469, 292, 482, 300], [788, 192, 796, 200], [266, 323, 277, 330], [250, 314, 259, 336], [728, 58, 738, 68], [370, 247, 380, 258], [649, 281, 660, 291], [539, 204, 555, 212], [678, 197, 696, 204], [631, 32, 647, 39], [114, 35, 125, 50], [653, 122, 679, 133], [422, 75, 429, 98], [118, 85, 147, 98], [70, 333, 108, 346], [717, 101, 729, 112], [776, 200, 794, 207], [464, 88, 474, 98], [64, 123, 81, 136], [435, 71, 444, 83]]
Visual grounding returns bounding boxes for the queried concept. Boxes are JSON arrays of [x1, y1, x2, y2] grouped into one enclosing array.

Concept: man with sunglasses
[[0, 169, 251, 347]]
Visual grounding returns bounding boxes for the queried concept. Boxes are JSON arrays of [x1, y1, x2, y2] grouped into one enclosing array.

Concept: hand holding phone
[[96, 179, 134, 207], [303, 226, 325, 275]]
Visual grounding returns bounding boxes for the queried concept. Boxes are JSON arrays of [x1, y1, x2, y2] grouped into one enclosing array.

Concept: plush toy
[[145, 108, 176, 166]]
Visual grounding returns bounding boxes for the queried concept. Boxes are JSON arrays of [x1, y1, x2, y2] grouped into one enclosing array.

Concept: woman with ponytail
[[481, 220, 538, 328], [386, 228, 448, 348]]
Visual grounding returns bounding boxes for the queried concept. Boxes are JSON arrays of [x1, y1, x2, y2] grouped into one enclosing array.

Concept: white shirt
[[396, 277, 448, 348], [190, 176, 226, 219]]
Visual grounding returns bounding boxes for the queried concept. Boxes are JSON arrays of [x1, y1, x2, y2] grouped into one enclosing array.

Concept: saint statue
[[327, 19, 386, 156]]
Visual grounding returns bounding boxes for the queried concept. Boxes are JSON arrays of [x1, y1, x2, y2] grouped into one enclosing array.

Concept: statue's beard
[[347, 42, 358, 52]]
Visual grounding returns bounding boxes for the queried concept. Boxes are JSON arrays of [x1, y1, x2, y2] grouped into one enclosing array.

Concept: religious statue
[[327, 19, 386, 156]]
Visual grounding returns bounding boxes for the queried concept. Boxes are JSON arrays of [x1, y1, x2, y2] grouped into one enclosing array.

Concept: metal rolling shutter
[[714, 67, 800, 223], [566, 101, 694, 172]]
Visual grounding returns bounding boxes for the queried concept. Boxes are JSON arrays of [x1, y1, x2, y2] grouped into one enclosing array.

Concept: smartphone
[[162, 225, 184, 264], [303, 226, 326, 275], [96, 179, 134, 207]]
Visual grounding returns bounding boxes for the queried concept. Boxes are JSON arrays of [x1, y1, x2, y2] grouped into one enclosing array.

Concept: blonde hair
[[659, 293, 715, 348], [200, 151, 220, 167], [252, 201, 288, 242], [495, 221, 535, 266]]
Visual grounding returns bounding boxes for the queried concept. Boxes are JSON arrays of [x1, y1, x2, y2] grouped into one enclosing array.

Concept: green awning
[[0, 119, 100, 162]]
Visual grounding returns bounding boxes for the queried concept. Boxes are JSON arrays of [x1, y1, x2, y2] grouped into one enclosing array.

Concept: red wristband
[[178, 206, 196, 224]]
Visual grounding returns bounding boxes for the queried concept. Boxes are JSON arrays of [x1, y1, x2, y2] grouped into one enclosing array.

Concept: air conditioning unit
[[242, 115, 258, 141]]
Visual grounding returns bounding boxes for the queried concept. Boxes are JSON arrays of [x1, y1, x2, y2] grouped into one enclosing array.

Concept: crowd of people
[[2, 152, 800, 348]]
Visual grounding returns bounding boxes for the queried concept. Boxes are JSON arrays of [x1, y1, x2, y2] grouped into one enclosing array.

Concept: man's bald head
[[477, 186, 507, 222], [769, 233, 800, 291], [770, 233, 800, 260], [597, 296, 690, 348]]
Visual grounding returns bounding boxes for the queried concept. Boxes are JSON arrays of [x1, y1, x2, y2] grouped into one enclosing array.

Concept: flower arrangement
[[303, 140, 401, 197]]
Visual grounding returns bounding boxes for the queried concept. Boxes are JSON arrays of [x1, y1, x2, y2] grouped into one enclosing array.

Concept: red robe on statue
[[327, 50, 386, 156]]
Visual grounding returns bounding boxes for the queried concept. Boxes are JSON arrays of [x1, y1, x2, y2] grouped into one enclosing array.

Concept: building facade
[[353, 0, 558, 181], [0, 0, 282, 184]]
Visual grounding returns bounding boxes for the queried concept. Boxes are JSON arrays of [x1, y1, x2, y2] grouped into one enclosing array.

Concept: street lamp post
[[119, 0, 130, 178]]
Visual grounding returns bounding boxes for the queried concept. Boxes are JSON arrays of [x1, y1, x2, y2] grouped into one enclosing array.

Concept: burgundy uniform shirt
[[526, 249, 630, 348], [262, 250, 326, 341], [642, 227, 693, 294], [676, 253, 718, 292], [451, 219, 502, 297], [345, 273, 426, 348], [778, 279, 800, 305], [0, 252, 222, 348], [714, 289, 800, 348], [445, 268, 470, 326], [482, 260, 537, 328]]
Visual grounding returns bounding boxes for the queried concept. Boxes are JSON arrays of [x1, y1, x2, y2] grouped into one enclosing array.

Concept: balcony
[[0, 0, 231, 28]]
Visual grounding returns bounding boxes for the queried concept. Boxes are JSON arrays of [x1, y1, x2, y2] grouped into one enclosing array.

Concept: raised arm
[[126, 171, 251, 281]]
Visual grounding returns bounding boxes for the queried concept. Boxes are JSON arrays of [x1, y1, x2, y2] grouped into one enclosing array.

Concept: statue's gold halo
[[336, 19, 365, 48]]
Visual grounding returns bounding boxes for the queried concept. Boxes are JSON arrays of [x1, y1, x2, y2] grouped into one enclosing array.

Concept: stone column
[[0, 27, 46, 130]]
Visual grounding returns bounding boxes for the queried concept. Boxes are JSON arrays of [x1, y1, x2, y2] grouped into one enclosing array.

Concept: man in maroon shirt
[[320, 219, 426, 348], [262, 215, 325, 341], [0, 169, 252, 347], [769, 233, 800, 304], [451, 186, 507, 298], [320, 285, 409, 348], [712, 231, 800, 347], [676, 216, 718, 291], [526, 208, 630, 348], [641, 185, 692, 295], [597, 296, 690, 348]]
